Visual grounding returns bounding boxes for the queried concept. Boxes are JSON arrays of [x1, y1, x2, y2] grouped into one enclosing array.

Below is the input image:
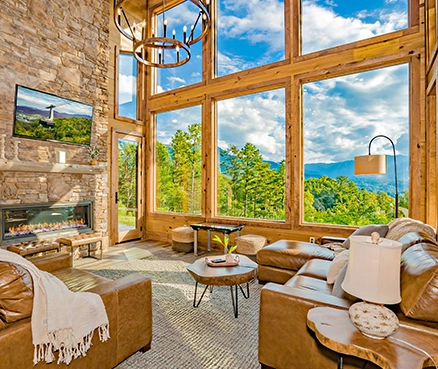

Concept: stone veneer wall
[[0, 0, 110, 248]]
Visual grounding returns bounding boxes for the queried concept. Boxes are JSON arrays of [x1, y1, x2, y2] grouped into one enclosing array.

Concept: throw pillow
[[326, 249, 349, 284], [332, 264, 359, 302], [342, 224, 389, 249]]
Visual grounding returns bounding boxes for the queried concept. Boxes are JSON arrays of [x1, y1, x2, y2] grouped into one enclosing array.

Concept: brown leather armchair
[[0, 252, 152, 369]]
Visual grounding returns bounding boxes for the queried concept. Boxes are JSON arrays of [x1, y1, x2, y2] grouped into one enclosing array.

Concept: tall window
[[117, 53, 138, 120], [217, 0, 285, 77], [155, 105, 202, 214], [155, 2, 203, 94], [217, 88, 286, 220], [301, 0, 408, 55], [303, 64, 409, 226]]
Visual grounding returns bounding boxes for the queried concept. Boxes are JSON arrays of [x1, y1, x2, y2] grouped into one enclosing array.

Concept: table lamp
[[341, 234, 402, 340]]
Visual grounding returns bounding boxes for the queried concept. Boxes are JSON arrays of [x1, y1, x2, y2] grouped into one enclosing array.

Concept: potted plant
[[212, 234, 238, 263], [88, 145, 99, 165]]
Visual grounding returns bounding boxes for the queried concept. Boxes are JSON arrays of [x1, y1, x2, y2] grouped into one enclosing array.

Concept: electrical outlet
[[309, 237, 315, 243]]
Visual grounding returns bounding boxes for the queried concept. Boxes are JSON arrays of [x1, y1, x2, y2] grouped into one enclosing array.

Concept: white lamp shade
[[341, 235, 402, 304], [354, 155, 387, 175]]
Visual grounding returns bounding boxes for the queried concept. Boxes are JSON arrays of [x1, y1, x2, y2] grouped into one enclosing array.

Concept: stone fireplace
[[0, 0, 111, 250], [0, 201, 93, 246]]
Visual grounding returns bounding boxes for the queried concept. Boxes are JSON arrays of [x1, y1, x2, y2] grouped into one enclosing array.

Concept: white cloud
[[302, 1, 407, 54], [217, 89, 286, 162], [17, 87, 93, 117], [167, 76, 186, 84], [303, 64, 409, 163], [219, 0, 284, 53], [118, 74, 137, 105]]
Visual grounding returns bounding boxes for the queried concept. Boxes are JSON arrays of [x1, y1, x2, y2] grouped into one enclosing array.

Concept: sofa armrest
[[29, 252, 72, 272], [113, 274, 152, 362], [259, 283, 359, 369]]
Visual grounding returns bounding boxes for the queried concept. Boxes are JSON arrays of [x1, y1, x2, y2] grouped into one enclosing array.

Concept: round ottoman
[[235, 234, 267, 255], [172, 226, 194, 253]]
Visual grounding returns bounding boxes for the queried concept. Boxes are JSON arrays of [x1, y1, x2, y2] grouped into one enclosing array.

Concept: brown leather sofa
[[258, 233, 438, 369], [0, 252, 152, 369]]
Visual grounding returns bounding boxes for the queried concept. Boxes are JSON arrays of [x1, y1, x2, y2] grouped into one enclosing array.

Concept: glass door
[[111, 131, 144, 243]]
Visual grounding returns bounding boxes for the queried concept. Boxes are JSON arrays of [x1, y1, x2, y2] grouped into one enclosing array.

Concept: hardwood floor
[[74, 239, 173, 271]]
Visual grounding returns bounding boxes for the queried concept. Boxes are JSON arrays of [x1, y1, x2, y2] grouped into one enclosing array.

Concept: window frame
[[296, 0, 418, 60], [294, 57, 420, 232], [114, 47, 143, 124], [210, 80, 292, 229], [149, 101, 206, 217]]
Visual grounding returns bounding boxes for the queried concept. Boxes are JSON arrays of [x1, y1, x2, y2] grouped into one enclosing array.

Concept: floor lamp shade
[[354, 154, 387, 175], [342, 235, 402, 304]]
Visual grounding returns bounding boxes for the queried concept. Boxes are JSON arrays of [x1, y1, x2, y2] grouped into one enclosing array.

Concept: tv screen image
[[13, 85, 94, 146]]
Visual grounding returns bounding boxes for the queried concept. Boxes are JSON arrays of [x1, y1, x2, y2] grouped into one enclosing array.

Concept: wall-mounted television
[[13, 85, 94, 146]]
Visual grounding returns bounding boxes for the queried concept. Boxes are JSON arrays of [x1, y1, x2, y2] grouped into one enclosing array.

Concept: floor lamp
[[354, 135, 399, 218]]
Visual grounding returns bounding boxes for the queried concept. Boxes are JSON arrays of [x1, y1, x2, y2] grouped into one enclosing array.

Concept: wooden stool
[[58, 233, 103, 263], [7, 242, 60, 258], [235, 234, 267, 255], [172, 226, 194, 253]]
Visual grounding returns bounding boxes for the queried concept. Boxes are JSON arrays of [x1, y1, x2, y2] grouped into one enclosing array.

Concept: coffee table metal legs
[[193, 282, 210, 308], [192, 282, 250, 317], [230, 283, 250, 318]]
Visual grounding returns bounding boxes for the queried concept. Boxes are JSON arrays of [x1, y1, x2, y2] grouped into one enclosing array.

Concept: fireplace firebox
[[0, 201, 93, 245]]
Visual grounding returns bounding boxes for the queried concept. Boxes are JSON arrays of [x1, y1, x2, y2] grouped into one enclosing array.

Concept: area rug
[[92, 250, 262, 369]]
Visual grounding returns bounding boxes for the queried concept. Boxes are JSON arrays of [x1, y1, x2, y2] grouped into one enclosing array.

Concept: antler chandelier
[[114, 0, 211, 68]]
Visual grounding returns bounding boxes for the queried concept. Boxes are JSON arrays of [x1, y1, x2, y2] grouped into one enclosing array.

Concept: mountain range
[[16, 106, 92, 120], [305, 156, 408, 197], [219, 147, 407, 197]]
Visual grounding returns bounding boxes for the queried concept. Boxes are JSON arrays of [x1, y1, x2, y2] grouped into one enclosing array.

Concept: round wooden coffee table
[[186, 255, 257, 318]]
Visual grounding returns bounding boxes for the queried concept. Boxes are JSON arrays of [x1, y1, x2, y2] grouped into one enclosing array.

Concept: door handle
[[115, 192, 118, 204]]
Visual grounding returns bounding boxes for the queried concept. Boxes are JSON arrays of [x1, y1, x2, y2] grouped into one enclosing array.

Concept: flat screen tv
[[13, 85, 94, 146]]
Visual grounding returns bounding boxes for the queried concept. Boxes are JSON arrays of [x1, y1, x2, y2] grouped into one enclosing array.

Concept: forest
[[14, 115, 92, 145], [153, 123, 406, 226]]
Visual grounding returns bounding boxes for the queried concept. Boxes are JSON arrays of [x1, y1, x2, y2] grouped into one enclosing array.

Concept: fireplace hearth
[[0, 201, 93, 245]]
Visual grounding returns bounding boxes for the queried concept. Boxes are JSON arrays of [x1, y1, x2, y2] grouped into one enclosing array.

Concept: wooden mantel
[[0, 161, 107, 174]]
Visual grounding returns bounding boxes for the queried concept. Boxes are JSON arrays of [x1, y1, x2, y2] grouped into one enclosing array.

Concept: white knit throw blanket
[[0, 249, 110, 365]]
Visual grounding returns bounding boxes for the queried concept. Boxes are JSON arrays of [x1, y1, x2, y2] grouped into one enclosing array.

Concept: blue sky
[[16, 86, 93, 118], [119, 0, 409, 166]]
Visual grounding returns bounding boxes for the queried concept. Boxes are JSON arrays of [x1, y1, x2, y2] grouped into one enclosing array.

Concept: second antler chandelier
[[114, 0, 211, 68]]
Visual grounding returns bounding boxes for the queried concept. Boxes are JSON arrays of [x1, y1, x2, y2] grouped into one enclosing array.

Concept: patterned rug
[[92, 250, 262, 369]]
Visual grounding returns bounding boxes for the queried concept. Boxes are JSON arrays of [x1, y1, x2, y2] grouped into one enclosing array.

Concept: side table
[[307, 307, 438, 369], [190, 223, 245, 255]]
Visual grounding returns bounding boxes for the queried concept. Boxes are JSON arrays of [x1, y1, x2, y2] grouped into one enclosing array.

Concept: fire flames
[[6, 218, 87, 237]]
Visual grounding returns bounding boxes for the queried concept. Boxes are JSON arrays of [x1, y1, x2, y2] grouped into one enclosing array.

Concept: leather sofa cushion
[[295, 259, 331, 281], [257, 240, 334, 271], [0, 262, 33, 325], [400, 243, 438, 321], [52, 267, 111, 292], [285, 275, 333, 295]]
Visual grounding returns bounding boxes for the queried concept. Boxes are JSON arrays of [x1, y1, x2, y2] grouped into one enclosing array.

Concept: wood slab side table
[[307, 307, 438, 369]]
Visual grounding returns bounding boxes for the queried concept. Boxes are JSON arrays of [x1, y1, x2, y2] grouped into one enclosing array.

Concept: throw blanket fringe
[[0, 249, 109, 366]]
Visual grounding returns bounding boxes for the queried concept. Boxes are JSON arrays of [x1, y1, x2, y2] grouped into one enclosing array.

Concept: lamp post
[[354, 135, 399, 218]]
